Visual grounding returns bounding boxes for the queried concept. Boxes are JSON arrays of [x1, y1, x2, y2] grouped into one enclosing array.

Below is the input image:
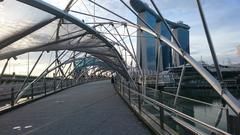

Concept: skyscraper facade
[[137, 11, 158, 70], [158, 21, 172, 70], [172, 25, 190, 66], [131, 0, 190, 71]]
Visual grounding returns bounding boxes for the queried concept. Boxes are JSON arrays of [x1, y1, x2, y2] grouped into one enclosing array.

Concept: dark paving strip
[[0, 80, 153, 135]]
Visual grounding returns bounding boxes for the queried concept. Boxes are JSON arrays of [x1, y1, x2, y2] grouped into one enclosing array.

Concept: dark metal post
[[53, 73, 56, 92], [68, 79, 69, 87], [226, 108, 230, 133], [154, 41, 164, 129], [44, 77, 46, 95], [61, 79, 63, 89], [64, 79, 66, 88], [138, 83, 141, 113], [159, 93, 165, 129], [122, 81, 125, 96], [119, 79, 122, 93], [66, 79, 68, 87], [31, 83, 34, 99], [128, 82, 131, 102], [11, 87, 14, 107]]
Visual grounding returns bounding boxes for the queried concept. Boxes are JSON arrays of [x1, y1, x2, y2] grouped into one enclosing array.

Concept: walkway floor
[[0, 80, 152, 135]]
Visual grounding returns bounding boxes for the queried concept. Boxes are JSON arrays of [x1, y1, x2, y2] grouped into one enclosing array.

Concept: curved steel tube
[[127, 23, 240, 116], [17, 0, 130, 80], [15, 51, 78, 103], [16, 0, 240, 116]]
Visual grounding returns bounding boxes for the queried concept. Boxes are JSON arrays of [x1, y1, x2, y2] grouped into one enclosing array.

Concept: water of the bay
[[155, 87, 240, 134]]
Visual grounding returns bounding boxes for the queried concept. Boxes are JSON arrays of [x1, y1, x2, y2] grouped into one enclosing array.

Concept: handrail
[[115, 80, 231, 135], [146, 86, 226, 109], [0, 77, 109, 113]]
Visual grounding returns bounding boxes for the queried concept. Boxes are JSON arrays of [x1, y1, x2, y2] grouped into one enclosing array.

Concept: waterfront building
[[137, 11, 158, 71], [172, 22, 190, 66], [157, 21, 172, 70], [130, 0, 190, 71]]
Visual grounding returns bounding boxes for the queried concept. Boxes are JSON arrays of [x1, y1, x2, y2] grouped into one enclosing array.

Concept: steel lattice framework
[[0, 0, 239, 134]]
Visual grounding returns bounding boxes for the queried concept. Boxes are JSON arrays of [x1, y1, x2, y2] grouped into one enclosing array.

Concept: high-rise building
[[172, 23, 190, 66], [137, 11, 158, 71], [157, 21, 172, 70], [130, 0, 190, 71]]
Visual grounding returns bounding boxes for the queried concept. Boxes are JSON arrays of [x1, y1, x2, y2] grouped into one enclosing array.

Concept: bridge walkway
[[0, 80, 152, 135]]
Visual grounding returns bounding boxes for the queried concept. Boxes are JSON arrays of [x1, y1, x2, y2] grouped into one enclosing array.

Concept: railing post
[[31, 83, 34, 99], [11, 87, 14, 107], [226, 108, 230, 133], [138, 83, 141, 113], [128, 82, 131, 102], [119, 79, 121, 93], [122, 81, 125, 96], [66, 79, 68, 88], [119, 78, 122, 94], [138, 95, 141, 113], [68, 79, 70, 87], [65, 79, 66, 88], [53, 74, 56, 92], [60, 79, 63, 89], [44, 77, 46, 95], [159, 92, 164, 129]]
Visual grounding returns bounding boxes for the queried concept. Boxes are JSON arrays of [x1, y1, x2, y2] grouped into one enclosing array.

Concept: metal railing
[[0, 76, 109, 113], [113, 77, 231, 135]]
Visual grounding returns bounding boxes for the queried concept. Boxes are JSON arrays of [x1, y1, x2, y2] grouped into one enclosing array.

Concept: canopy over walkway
[[0, 0, 239, 135]]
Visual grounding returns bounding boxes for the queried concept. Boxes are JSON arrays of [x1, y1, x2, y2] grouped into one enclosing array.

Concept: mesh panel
[[0, 0, 129, 79], [0, 0, 54, 41]]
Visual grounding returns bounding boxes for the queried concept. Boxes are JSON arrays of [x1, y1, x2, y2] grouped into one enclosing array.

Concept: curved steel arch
[[7, 0, 239, 116], [74, 57, 108, 72], [122, 22, 240, 116], [11, 0, 130, 81], [15, 53, 111, 102]]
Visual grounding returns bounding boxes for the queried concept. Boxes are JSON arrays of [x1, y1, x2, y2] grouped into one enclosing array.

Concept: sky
[[96, 0, 240, 65], [62, 0, 240, 64], [0, 0, 240, 75], [150, 0, 240, 65]]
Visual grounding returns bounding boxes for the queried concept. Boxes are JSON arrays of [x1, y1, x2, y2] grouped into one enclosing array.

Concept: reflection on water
[[155, 87, 240, 134]]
